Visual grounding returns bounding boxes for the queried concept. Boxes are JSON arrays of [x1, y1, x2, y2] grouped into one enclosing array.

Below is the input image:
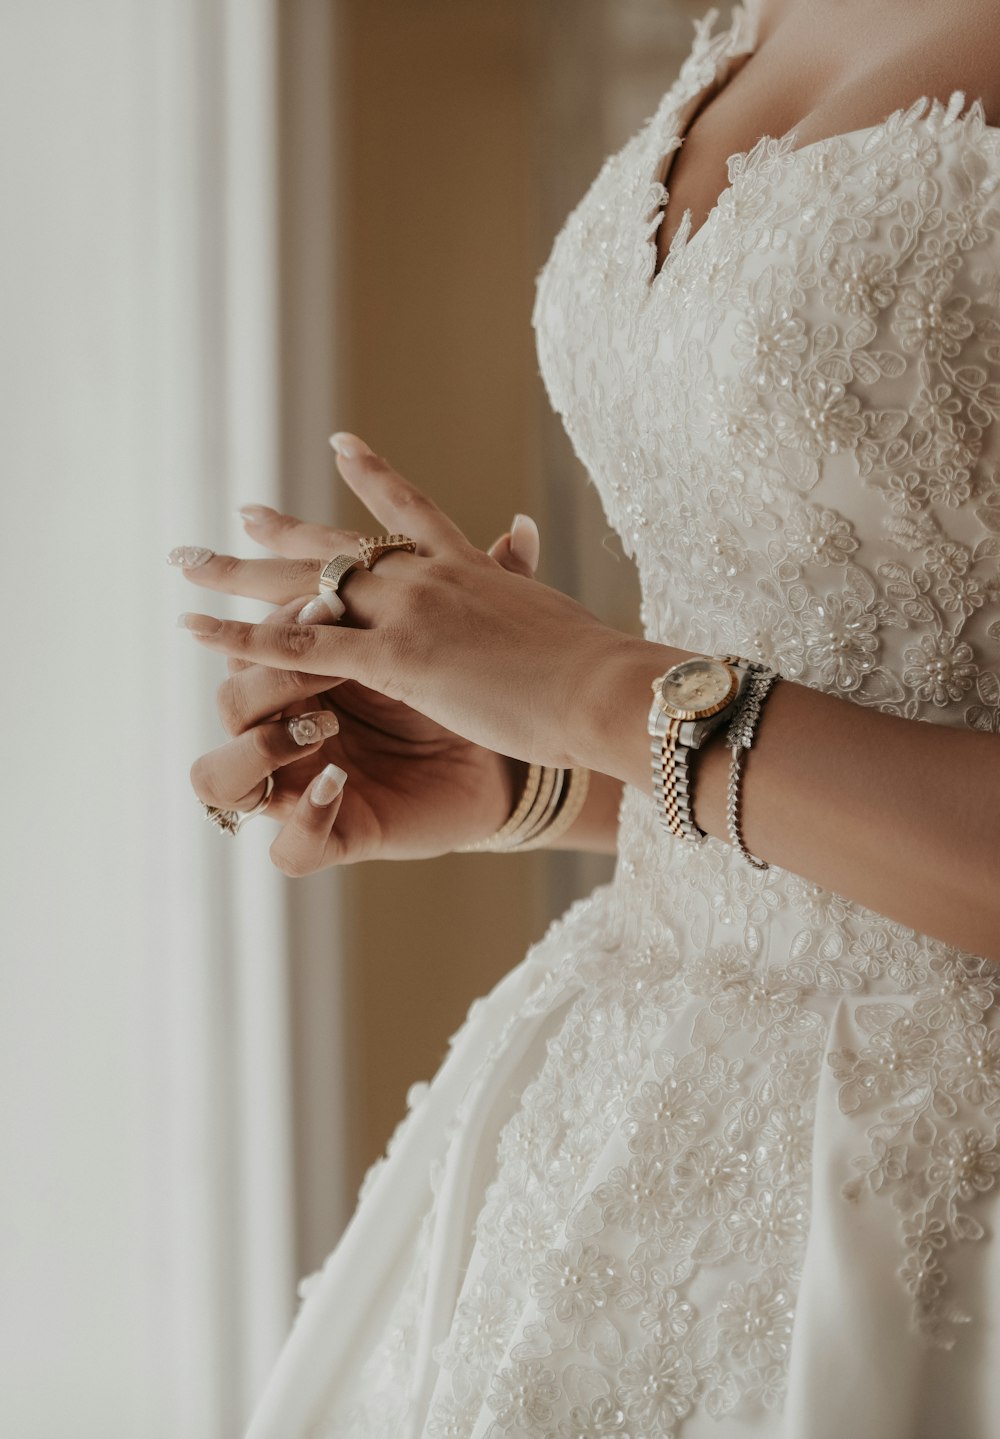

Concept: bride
[[172, 0, 1000, 1433]]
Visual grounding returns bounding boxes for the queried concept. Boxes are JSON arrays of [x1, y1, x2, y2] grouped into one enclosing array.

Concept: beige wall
[[287, 0, 704, 1200], [338, 0, 566, 1190]]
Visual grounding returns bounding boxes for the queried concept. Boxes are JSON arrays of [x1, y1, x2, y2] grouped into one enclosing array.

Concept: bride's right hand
[[179, 508, 540, 874]]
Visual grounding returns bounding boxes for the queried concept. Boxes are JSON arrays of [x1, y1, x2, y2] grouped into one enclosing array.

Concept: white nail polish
[[310, 763, 347, 806], [329, 432, 372, 460], [297, 593, 344, 624], [510, 514, 540, 571], [176, 612, 222, 634], [167, 545, 214, 569], [287, 712, 339, 746]]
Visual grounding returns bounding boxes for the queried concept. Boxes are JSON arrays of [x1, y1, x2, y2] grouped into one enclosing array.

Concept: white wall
[[0, 3, 333, 1434]]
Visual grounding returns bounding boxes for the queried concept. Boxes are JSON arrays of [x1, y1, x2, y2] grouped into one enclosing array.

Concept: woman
[[171, 0, 1000, 1433]]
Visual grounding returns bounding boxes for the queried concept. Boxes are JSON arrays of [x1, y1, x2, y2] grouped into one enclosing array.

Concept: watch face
[[656, 658, 736, 718]]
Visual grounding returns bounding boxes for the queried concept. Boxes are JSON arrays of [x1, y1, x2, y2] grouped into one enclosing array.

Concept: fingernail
[[287, 712, 340, 746], [310, 763, 347, 806], [510, 513, 540, 571], [176, 612, 222, 634], [329, 432, 372, 460], [167, 545, 214, 569], [239, 504, 278, 523], [297, 593, 344, 624]]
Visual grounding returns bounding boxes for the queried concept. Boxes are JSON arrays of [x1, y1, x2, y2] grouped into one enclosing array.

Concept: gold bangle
[[455, 762, 543, 852], [517, 767, 590, 851], [482, 766, 559, 852], [512, 765, 561, 845], [457, 764, 592, 854]]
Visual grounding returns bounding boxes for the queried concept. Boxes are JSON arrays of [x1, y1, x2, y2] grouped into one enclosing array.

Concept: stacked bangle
[[456, 763, 591, 853]]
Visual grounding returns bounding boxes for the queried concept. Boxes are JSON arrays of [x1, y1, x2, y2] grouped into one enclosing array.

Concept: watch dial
[[660, 659, 733, 713]]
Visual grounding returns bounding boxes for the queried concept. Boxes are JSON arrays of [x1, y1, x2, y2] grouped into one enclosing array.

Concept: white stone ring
[[201, 773, 275, 837]]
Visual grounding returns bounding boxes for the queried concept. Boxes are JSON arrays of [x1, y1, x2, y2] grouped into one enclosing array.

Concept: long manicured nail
[[166, 546, 214, 569], [298, 592, 344, 623], [176, 612, 222, 634], [287, 712, 339, 746], [329, 432, 372, 460], [239, 504, 278, 524], [310, 763, 347, 806], [510, 514, 540, 571]]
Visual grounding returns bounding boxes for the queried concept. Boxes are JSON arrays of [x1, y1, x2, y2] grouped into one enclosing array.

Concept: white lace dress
[[244, 3, 1000, 1435]]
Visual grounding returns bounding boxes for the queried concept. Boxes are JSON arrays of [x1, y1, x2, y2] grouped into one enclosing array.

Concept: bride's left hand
[[177, 433, 653, 777]]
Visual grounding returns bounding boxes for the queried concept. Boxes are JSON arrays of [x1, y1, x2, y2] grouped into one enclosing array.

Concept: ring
[[202, 773, 275, 836], [316, 554, 367, 623], [314, 538, 416, 624], [358, 533, 417, 568]]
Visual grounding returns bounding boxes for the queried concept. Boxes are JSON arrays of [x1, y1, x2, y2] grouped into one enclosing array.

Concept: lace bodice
[[252, 6, 1000, 1437], [533, 3, 1000, 729]]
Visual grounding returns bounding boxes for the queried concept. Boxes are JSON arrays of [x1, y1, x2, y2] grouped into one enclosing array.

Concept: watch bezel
[[651, 658, 740, 722]]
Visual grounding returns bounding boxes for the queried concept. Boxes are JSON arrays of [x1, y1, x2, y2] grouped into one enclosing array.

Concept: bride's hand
[[178, 434, 648, 776], [173, 505, 541, 872]]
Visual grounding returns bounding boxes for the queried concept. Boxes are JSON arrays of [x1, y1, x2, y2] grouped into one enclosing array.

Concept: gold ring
[[358, 533, 417, 568]]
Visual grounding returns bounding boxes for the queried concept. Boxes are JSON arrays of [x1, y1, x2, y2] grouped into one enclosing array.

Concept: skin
[[656, 0, 1000, 271], [181, 506, 626, 865], [177, 0, 1000, 960], [178, 434, 1000, 963]]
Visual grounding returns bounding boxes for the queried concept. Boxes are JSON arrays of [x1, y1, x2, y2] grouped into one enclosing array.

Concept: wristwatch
[[647, 653, 756, 843]]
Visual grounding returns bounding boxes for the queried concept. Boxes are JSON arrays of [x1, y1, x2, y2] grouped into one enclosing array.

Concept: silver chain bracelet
[[724, 666, 779, 869]]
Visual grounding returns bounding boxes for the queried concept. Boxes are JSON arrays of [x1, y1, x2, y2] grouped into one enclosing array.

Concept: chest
[[651, 17, 1000, 278]]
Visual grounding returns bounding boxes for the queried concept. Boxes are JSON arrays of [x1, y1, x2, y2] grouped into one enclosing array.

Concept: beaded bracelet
[[723, 668, 779, 869]]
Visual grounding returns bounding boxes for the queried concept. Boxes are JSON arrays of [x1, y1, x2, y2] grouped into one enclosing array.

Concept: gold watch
[[647, 653, 755, 842]]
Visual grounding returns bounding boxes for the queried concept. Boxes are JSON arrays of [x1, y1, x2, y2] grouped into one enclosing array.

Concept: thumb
[[488, 513, 540, 578]]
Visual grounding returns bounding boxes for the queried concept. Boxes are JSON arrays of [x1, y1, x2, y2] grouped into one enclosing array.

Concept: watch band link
[[651, 719, 706, 843]]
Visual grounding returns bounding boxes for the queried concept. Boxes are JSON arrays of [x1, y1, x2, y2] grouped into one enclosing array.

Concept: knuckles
[[217, 668, 323, 736], [272, 625, 319, 661], [217, 676, 255, 736], [279, 558, 321, 590]]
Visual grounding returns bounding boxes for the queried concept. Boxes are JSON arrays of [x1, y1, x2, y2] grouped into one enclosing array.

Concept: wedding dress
[[245, 2, 1000, 1434]]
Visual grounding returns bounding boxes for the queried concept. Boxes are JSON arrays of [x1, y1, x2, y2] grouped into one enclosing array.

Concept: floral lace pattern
[[276, 4, 1000, 1437]]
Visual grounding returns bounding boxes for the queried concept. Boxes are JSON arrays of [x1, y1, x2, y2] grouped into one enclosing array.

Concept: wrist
[[571, 634, 690, 788]]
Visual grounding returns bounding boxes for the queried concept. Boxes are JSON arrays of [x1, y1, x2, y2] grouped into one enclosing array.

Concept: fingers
[[168, 549, 323, 605], [180, 611, 365, 684], [269, 763, 349, 877], [488, 513, 540, 577], [190, 711, 340, 812], [238, 505, 363, 560], [329, 432, 470, 555], [225, 600, 315, 677], [217, 661, 346, 736]]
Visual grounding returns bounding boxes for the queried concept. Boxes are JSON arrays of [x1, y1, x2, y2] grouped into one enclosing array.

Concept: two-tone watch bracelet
[[724, 665, 780, 869], [456, 764, 590, 853]]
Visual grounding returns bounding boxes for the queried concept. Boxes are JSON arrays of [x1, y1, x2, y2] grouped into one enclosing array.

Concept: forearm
[[576, 637, 1000, 962]]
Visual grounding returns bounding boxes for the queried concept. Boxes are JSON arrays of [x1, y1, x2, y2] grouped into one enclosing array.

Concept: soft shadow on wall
[[278, 0, 705, 1253]]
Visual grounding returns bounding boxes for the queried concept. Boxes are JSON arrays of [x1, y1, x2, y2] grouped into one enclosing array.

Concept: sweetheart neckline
[[645, 0, 1000, 292]]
